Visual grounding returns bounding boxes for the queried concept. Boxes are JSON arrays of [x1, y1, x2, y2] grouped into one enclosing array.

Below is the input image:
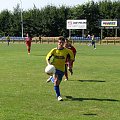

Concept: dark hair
[[26, 32, 32, 37], [58, 36, 65, 42]]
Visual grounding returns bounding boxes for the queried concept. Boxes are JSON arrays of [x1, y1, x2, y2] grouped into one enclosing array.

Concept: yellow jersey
[[6, 36, 10, 40], [46, 47, 74, 72]]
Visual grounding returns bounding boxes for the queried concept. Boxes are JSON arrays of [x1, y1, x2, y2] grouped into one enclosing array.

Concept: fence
[[32, 36, 101, 44], [70, 36, 100, 44], [101, 37, 120, 44], [0, 36, 59, 43], [1, 36, 120, 45], [0, 37, 25, 43]]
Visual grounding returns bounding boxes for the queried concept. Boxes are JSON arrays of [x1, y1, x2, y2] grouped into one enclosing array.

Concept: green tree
[[0, 10, 13, 36]]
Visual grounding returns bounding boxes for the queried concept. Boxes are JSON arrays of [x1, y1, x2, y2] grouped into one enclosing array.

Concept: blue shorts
[[55, 69, 64, 81]]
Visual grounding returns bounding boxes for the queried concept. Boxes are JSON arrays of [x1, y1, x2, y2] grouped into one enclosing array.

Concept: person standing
[[91, 34, 96, 49], [39, 35, 42, 43], [25, 33, 32, 54], [64, 39, 77, 81], [6, 35, 10, 46], [46, 36, 74, 101]]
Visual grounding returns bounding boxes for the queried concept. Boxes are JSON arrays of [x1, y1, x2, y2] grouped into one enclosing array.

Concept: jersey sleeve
[[46, 48, 55, 64]]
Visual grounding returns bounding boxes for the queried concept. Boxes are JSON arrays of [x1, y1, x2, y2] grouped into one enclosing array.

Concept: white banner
[[67, 20, 87, 29], [101, 21, 117, 27]]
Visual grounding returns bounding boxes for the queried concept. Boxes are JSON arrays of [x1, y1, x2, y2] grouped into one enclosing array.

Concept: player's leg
[[46, 75, 54, 83], [94, 42, 96, 49], [26, 41, 31, 54], [28, 46, 30, 54], [7, 40, 10, 46], [92, 41, 94, 46], [54, 69, 64, 101], [68, 61, 73, 75], [28, 42, 31, 54]]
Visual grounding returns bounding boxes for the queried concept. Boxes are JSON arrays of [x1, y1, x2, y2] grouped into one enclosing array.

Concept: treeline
[[0, 0, 120, 37]]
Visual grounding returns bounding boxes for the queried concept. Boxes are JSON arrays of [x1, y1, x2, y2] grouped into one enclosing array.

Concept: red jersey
[[67, 45, 76, 58], [65, 45, 76, 66], [25, 37, 32, 42], [25, 37, 32, 47]]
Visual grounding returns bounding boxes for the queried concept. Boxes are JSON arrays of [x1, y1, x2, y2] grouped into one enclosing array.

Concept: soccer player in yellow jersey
[[46, 36, 74, 101]]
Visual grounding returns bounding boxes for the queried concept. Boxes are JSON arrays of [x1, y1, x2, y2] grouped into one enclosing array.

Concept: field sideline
[[0, 43, 120, 120]]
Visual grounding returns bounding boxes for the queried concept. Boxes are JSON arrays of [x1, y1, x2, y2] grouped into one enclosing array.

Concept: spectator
[[6, 35, 10, 46]]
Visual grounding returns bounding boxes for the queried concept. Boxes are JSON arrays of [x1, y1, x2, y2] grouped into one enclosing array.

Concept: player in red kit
[[64, 39, 77, 81], [25, 33, 32, 54]]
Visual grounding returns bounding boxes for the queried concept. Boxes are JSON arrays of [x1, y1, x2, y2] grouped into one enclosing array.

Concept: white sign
[[101, 21, 117, 27], [67, 20, 87, 29]]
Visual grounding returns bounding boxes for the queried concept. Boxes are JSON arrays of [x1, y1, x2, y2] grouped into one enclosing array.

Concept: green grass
[[0, 43, 120, 120]]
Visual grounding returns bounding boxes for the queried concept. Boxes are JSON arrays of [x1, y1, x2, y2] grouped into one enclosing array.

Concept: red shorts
[[26, 41, 31, 47]]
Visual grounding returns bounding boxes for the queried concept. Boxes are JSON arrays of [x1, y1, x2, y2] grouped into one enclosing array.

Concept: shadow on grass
[[65, 96, 119, 102], [69, 80, 106, 82], [82, 113, 97, 116], [79, 80, 106, 82]]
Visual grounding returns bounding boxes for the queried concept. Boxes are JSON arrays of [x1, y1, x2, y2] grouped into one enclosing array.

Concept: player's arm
[[67, 49, 75, 75], [46, 49, 54, 65], [68, 49, 74, 61], [30, 37, 32, 41], [72, 46, 77, 59], [66, 49, 74, 67]]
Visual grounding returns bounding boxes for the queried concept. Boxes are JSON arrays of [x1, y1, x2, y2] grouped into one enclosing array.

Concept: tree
[[0, 10, 13, 36], [0, 0, 120, 37]]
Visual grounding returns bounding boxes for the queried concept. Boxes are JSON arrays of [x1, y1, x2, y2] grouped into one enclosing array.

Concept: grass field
[[0, 43, 120, 120]]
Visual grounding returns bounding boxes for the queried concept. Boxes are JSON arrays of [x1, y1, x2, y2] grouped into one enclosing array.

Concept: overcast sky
[[0, 0, 114, 12], [0, 0, 117, 12]]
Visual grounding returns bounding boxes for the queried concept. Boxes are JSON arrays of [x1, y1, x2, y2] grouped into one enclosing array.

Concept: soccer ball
[[45, 64, 56, 74]]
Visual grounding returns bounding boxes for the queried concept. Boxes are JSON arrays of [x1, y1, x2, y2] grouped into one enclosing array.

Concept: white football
[[45, 64, 56, 74]]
